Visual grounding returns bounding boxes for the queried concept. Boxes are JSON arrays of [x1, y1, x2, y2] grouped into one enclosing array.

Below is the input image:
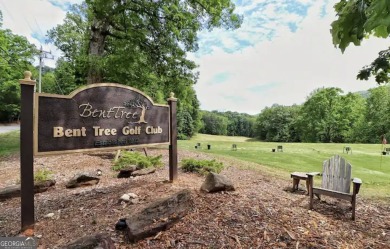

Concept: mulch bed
[[0, 148, 389, 248]]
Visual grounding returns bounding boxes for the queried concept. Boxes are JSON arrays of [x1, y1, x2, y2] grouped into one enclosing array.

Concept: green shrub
[[112, 151, 163, 171], [181, 158, 224, 175], [34, 169, 53, 183], [177, 133, 189, 140]]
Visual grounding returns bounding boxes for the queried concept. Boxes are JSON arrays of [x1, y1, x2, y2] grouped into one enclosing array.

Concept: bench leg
[[292, 178, 300, 191], [305, 180, 309, 195], [351, 195, 356, 221], [308, 175, 314, 209], [309, 190, 314, 209]]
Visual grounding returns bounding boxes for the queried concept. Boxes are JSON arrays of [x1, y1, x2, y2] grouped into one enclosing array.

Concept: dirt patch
[[0, 148, 389, 248]]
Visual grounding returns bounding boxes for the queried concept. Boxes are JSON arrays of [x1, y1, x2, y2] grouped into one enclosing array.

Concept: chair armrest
[[352, 178, 362, 195], [306, 172, 321, 176]]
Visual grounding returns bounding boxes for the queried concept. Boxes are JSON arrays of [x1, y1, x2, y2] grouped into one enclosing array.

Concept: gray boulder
[[60, 233, 115, 249], [201, 172, 235, 193], [34, 179, 56, 193], [117, 165, 137, 178], [0, 185, 21, 200], [0, 180, 56, 201], [131, 167, 156, 177], [66, 173, 99, 188]]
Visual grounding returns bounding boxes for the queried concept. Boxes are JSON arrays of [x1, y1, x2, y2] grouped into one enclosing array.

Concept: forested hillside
[[200, 86, 390, 144]]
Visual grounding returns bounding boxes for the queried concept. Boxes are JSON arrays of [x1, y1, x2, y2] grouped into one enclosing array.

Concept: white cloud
[[0, 0, 83, 67], [192, 0, 389, 114]]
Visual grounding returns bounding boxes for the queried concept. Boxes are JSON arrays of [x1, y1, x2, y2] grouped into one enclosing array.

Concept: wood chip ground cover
[[0, 148, 389, 248]]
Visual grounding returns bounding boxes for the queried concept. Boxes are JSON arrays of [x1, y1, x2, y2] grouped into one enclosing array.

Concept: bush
[[112, 151, 163, 171], [181, 158, 224, 175], [177, 133, 189, 140], [34, 169, 53, 183]]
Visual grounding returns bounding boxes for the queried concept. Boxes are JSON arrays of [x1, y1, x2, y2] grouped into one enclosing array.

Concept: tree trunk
[[87, 18, 109, 84]]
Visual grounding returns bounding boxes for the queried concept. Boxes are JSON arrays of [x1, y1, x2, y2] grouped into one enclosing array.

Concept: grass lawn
[[0, 131, 19, 158], [179, 134, 390, 199]]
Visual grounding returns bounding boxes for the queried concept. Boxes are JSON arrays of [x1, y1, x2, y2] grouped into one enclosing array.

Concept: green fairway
[[179, 134, 390, 198], [0, 131, 20, 158]]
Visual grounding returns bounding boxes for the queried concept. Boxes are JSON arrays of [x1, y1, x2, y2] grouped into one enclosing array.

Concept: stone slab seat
[[307, 155, 362, 220]]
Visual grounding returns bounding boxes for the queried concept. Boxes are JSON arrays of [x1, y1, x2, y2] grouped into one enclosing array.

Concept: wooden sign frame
[[33, 83, 171, 156]]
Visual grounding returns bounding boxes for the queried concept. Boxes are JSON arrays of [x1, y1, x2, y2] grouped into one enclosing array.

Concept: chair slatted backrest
[[321, 155, 351, 193]]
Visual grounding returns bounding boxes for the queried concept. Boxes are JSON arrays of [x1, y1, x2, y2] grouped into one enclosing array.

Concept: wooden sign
[[20, 73, 177, 231], [34, 83, 170, 155]]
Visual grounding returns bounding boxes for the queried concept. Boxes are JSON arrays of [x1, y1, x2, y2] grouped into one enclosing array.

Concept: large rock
[[0, 180, 56, 201], [66, 173, 99, 188], [34, 179, 56, 193], [0, 185, 20, 200], [117, 165, 137, 178], [125, 189, 192, 242], [60, 233, 115, 249], [201, 172, 235, 193], [131, 167, 156, 177]]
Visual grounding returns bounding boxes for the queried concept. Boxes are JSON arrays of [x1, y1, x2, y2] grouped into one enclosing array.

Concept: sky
[[1, 0, 389, 114]]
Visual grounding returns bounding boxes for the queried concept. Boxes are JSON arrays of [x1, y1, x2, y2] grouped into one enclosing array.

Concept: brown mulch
[[0, 148, 389, 248]]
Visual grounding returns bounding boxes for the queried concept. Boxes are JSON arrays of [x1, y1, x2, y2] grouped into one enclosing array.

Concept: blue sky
[[1, 0, 388, 114]]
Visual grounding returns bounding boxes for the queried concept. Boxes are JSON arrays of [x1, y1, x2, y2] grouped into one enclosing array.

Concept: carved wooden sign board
[[34, 83, 170, 155]]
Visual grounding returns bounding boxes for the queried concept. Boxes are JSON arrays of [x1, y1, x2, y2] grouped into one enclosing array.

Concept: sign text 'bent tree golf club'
[[34, 83, 170, 155]]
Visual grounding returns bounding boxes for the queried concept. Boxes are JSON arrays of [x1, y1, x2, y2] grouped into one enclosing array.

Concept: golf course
[[179, 134, 390, 198]]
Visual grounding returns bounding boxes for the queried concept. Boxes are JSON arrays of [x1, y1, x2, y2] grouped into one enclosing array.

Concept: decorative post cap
[[24, 71, 32, 80], [167, 92, 177, 101], [19, 71, 36, 85]]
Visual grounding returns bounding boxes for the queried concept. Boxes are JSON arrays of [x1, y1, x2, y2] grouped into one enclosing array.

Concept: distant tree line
[[200, 86, 390, 144], [198, 111, 256, 138]]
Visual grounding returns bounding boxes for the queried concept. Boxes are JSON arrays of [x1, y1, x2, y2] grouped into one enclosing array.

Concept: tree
[[331, 0, 390, 83], [48, 1, 242, 85], [48, 1, 241, 137], [0, 81, 20, 122], [177, 110, 195, 140], [200, 111, 228, 135], [298, 88, 344, 142], [338, 92, 366, 142], [81, 0, 242, 84], [198, 111, 256, 137], [0, 11, 37, 122], [255, 104, 300, 142], [298, 87, 368, 143], [218, 111, 256, 137], [360, 85, 390, 142]]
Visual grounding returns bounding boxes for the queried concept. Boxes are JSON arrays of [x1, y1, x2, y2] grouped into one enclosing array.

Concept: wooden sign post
[[19, 71, 36, 231], [168, 93, 177, 181]]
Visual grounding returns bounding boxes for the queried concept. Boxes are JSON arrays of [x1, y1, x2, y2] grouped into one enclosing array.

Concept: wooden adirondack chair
[[307, 155, 362, 220]]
